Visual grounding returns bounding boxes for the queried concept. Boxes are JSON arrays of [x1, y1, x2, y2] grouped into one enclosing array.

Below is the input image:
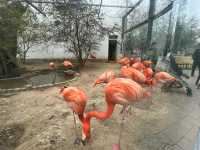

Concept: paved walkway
[[132, 75, 200, 150]]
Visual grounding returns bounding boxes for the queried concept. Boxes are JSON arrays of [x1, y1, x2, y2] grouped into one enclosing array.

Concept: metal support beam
[[145, 0, 156, 50], [123, 0, 144, 18], [17, 0, 134, 8], [121, 0, 143, 55], [123, 2, 173, 34], [23, 0, 46, 16]]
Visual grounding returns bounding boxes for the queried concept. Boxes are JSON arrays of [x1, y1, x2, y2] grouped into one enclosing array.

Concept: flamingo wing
[[105, 78, 148, 105], [61, 87, 87, 114], [94, 70, 115, 85], [63, 60, 73, 67], [117, 57, 130, 66], [154, 72, 176, 83]]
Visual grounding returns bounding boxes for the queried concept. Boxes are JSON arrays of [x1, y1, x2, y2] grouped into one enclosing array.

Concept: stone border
[[0, 77, 78, 94]]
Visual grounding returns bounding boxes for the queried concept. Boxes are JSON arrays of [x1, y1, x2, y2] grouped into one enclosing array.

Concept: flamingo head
[[82, 126, 91, 145], [59, 86, 68, 95], [117, 57, 130, 66], [94, 79, 103, 87], [143, 60, 152, 67], [94, 70, 115, 87]]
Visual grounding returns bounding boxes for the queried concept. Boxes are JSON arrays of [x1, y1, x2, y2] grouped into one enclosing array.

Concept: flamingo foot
[[126, 106, 133, 115], [112, 143, 121, 150], [73, 137, 82, 145]]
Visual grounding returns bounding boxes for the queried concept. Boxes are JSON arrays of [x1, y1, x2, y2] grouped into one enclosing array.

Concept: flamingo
[[82, 78, 151, 149], [132, 62, 145, 71], [48, 62, 57, 84], [120, 66, 146, 84], [143, 67, 154, 79], [60, 86, 87, 145], [48, 62, 55, 70], [117, 57, 130, 66], [143, 60, 152, 68], [154, 71, 176, 83], [90, 52, 97, 59], [129, 57, 140, 66], [94, 70, 115, 86], [63, 60, 73, 68], [94, 67, 153, 87]]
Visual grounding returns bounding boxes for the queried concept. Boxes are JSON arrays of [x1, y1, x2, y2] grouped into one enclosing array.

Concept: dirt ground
[[0, 62, 200, 150]]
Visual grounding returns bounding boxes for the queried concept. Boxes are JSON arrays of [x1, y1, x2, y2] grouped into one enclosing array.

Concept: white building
[[26, 0, 130, 61]]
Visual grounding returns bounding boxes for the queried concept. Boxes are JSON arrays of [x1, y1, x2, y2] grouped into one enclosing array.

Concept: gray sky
[[188, 0, 200, 19]]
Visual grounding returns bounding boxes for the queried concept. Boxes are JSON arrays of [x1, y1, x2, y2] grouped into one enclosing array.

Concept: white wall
[[26, 1, 124, 60], [27, 42, 67, 59], [95, 36, 109, 59], [27, 37, 110, 60]]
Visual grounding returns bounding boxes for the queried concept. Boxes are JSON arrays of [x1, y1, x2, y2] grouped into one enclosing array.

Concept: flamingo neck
[[78, 114, 85, 123], [82, 102, 115, 140], [86, 102, 115, 120]]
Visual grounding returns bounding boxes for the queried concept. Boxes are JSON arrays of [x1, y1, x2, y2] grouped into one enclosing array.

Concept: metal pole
[[16, 0, 135, 8], [145, 0, 156, 51]]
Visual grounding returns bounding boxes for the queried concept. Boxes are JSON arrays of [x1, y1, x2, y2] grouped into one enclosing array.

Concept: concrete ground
[[130, 75, 200, 150], [0, 62, 199, 150]]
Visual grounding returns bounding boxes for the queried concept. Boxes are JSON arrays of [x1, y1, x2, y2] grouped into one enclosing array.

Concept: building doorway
[[108, 35, 118, 61]]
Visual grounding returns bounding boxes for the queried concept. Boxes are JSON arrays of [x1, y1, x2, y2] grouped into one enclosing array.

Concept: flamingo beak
[[59, 86, 67, 95], [93, 80, 100, 87], [81, 132, 88, 145], [81, 139, 87, 146]]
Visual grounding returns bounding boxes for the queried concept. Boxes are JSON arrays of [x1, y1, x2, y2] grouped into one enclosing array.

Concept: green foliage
[[0, 1, 26, 50], [0, 0, 26, 77]]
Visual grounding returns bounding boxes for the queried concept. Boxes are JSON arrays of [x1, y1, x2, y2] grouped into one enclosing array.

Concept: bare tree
[[50, 0, 106, 67], [18, 8, 41, 63]]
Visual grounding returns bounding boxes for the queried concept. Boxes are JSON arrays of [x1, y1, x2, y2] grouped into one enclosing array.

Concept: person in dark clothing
[[191, 49, 200, 87]]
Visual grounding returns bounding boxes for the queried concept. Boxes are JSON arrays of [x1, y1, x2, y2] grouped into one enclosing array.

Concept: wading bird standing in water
[[63, 60, 73, 68], [48, 62, 57, 84]]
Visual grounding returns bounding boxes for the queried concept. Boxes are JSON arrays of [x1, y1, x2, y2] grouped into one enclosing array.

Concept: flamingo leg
[[113, 105, 127, 150], [72, 111, 82, 145], [126, 106, 133, 115], [52, 69, 57, 84], [119, 105, 128, 114], [120, 105, 132, 115]]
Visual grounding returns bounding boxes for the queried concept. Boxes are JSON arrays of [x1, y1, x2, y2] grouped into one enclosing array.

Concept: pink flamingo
[[60, 86, 87, 145], [117, 57, 130, 66], [82, 78, 151, 149]]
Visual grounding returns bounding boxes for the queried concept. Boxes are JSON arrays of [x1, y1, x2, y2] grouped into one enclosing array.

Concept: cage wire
[[123, 0, 175, 57]]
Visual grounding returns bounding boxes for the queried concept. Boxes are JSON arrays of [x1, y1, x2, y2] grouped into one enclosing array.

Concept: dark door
[[108, 35, 118, 61]]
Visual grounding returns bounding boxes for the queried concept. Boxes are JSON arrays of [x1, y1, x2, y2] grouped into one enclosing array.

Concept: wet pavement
[[0, 71, 70, 89], [129, 75, 200, 150]]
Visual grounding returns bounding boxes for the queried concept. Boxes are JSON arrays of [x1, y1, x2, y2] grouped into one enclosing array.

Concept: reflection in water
[[0, 71, 71, 89]]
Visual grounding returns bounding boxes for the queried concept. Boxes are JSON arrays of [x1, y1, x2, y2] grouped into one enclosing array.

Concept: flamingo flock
[[50, 57, 178, 149]]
